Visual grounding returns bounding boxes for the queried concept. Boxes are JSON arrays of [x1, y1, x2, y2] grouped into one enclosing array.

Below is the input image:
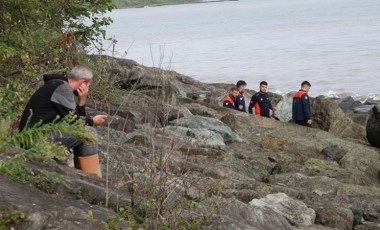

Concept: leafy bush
[[0, 114, 96, 191]]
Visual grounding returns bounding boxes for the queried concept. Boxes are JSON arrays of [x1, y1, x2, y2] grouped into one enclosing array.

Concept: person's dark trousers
[[296, 120, 311, 127]]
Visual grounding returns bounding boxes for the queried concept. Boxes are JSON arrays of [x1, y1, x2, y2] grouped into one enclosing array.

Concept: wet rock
[[354, 105, 374, 114], [208, 198, 292, 230], [249, 193, 316, 227], [336, 96, 363, 113], [366, 104, 380, 148], [320, 144, 347, 162]]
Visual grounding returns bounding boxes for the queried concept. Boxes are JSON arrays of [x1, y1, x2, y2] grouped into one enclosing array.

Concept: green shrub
[[0, 207, 30, 230]]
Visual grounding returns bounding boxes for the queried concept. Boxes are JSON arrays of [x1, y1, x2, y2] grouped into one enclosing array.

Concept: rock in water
[[366, 104, 380, 148]]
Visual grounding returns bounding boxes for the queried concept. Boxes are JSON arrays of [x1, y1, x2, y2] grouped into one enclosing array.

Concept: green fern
[[0, 113, 96, 190]]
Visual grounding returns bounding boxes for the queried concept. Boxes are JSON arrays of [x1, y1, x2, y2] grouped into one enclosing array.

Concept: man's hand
[[238, 105, 243, 110], [92, 114, 108, 126], [77, 81, 90, 106], [269, 109, 273, 117], [307, 119, 312, 125]]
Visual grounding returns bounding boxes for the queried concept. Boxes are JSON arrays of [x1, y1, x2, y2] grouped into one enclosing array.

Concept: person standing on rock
[[19, 65, 107, 177], [248, 81, 274, 118], [292, 80, 312, 127], [223, 87, 240, 110], [235, 80, 247, 112]]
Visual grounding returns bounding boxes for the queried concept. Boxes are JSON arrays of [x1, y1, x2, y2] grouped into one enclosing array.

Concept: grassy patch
[[0, 206, 30, 230]]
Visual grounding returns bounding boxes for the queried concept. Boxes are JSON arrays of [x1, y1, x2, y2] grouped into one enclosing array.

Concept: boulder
[[354, 105, 374, 114], [164, 126, 226, 148], [182, 103, 220, 118], [268, 92, 283, 108], [366, 104, 380, 148], [333, 96, 370, 126], [273, 92, 294, 122], [208, 198, 292, 229], [249, 193, 316, 227], [320, 144, 347, 162], [311, 96, 366, 142], [286, 173, 343, 197], [336, 96, 363, 113], [169, 115, 243, 144], [0, 175, 115, 230], [339, 148, 380, 186], [105, 114, 135, 132], [315, 207, 354, 230]]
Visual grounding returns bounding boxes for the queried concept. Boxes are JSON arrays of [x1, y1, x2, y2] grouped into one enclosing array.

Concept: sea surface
[[97, 0, 380, 100]]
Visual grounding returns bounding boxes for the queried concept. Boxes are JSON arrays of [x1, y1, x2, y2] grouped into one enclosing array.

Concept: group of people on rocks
[[222, 80, 312, 127], [19, 64, 313, 178]]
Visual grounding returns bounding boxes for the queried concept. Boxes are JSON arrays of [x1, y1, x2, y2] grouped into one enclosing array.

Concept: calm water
[[99, 0, 380, 99]]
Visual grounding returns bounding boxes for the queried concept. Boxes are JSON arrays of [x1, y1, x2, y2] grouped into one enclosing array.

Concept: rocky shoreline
[[1, 55, 379, 229]]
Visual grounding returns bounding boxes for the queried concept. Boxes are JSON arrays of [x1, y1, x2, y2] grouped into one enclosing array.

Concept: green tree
[[0, 0, 114, 119]]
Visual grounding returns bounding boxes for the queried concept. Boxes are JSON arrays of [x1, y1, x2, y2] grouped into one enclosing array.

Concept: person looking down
[[19, 65, 107, 177]]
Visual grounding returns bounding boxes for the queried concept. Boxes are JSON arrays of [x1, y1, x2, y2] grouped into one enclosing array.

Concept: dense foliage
[[0, 0, 114, 119]]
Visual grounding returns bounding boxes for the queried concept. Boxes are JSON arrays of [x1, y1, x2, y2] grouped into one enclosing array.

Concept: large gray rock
[[287, 173, 343, 197], [0, 175, 115, 230], [164, 126, 226, 148], [320, 144, 347, 162], [169, 115, 243, 144], [182, 103, 220, 118], [273, 92, 294, 122], [208, 198, 292, 230], [366, 104, 380, 148], [312, 96, 366, 141], [315, 206, 354, 230], [336, 96, 363, 113], [249, 193, 316, 227]]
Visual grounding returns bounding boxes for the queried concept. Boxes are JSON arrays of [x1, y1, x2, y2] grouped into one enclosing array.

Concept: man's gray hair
[[68, 65, 93, 81]]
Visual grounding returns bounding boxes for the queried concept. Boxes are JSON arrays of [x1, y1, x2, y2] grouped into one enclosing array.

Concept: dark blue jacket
[[235, 92, 246, 112], [248, 92, 273, 118], [292, 90, 311, 122]]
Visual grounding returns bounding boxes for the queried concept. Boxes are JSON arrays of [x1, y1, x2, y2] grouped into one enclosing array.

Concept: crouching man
[[19, 65, 107, 177]]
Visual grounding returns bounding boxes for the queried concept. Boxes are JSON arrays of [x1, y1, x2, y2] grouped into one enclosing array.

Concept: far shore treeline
[[114, 0, 212, 8]]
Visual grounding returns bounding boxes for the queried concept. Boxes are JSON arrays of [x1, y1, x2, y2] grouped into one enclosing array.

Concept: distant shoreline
[[116, 0, 238, 9]]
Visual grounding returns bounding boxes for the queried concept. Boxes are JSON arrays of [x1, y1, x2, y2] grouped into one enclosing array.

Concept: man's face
[[260, 84, 268, 93], [239, 85, 246, 93], [231, 90, 239, 98], [79, 79, 91, 88], [302, 85, 310, 92]]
